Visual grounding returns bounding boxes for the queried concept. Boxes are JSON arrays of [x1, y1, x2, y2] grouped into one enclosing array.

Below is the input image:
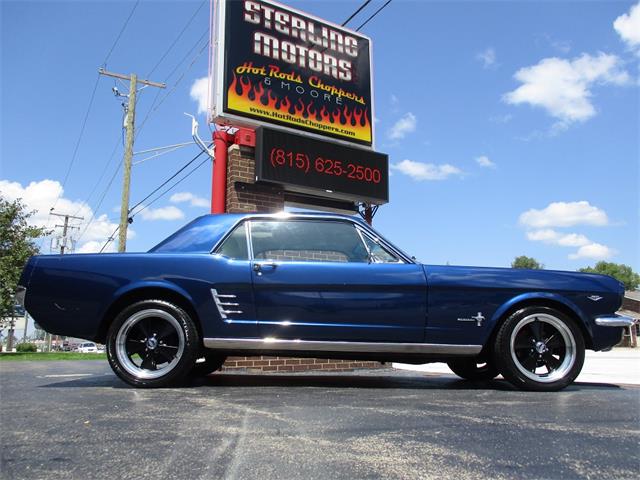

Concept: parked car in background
[[77, 342, 98, 353], [16, 213, 633, 390]]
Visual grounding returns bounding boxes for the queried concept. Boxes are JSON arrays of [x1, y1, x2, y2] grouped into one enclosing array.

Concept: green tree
[[0, 197, 49, 320], [511, 255, 544, 270], [579, 262, 640, 290]]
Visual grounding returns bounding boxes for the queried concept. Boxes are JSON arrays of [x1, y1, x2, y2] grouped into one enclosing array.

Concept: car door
[[249, 218, 427, 343]]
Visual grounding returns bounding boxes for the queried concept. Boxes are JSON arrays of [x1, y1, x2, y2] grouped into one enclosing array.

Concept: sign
[[255, 127, 388, 204], [212, 0, 374, 147]]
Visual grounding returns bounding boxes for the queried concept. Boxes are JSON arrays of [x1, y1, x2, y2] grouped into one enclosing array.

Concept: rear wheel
[[106, 299, 199, 388], [447, 358, 498, 381], [494, 306, 585, 391]]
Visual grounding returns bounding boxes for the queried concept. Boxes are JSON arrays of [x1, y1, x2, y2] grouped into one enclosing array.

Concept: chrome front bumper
[[595, 314, 636, 327]]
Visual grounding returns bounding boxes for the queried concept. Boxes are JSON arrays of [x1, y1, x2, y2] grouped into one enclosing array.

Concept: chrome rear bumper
[[595, 314, 636, 327]]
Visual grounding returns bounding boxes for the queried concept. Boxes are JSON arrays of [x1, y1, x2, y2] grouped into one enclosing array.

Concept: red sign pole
[[211, 129, 233, 214]]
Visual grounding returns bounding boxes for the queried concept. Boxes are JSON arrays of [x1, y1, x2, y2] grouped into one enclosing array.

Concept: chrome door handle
[[253, 262, 277, 272]]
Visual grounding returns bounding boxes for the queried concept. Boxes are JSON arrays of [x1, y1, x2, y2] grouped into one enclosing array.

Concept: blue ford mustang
[[17, 212, 633, 390]]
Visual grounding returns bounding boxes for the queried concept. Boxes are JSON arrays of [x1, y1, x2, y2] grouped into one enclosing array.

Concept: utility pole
[[98, 68, 166, 252], [50, 211, 84, 254], [47, 211, 83, 351]]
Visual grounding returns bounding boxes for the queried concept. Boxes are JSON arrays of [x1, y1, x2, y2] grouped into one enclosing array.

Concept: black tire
[[191, 352, 227, 377], [493, 306, 585, 391], [447, 358, 499, 381], [106, 299, 200, 388]]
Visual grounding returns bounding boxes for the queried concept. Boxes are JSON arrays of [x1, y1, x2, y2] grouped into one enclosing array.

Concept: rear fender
[[96, 280, 198, 343]]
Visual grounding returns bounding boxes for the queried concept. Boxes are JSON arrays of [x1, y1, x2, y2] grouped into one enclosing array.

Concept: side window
[[360, 231, 403, 263], [215, 223, 249, 260], [250, 220, 369, 263]]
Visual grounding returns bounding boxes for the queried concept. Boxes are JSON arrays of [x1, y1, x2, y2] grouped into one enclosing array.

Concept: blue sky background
[[1, 0, 638, 271]]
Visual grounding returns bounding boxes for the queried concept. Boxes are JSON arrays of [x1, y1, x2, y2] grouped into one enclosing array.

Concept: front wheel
[[106, 299, 200, 388], [447, 358, 499, 381], [494, 306, 585, 391]]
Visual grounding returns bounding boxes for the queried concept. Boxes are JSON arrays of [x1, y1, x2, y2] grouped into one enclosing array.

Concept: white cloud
[[388, 112, 417, 140], [476, 47, 496, 68], [0, 179, 129, 253], [519, 201, 609, 228], [390, 160, 463, 181], [138, 205, 184, 221], [614, 2, 640, 53], [190, 77, 209, 115], [569, 243, 615, 260], [526, 229, 590, 247], [475, 155, 496, 168], [170, 191, 209, 208], [504, 53, 630, 126]]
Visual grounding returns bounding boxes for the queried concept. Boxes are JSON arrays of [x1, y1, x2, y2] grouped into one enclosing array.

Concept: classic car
[[16, 212, 633, 390]]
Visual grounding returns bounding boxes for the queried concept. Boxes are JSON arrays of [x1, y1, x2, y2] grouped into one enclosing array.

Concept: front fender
[[491, 292, 593, 343]]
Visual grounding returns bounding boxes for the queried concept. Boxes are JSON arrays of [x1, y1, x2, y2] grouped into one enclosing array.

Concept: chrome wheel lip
[[115, 309, 185, 380], [510, 313, 576, 384]]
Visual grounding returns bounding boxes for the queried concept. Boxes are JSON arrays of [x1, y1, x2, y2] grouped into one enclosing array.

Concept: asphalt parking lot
[[1, 361, 639, 480]]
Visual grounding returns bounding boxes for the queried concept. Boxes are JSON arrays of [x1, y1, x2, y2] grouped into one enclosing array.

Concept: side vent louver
[[211, 289, 243, 319]]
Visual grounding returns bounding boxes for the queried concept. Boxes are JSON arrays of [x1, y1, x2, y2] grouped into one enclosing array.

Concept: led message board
[[212, 0, 374, 147], [255, 127, 388, 204]]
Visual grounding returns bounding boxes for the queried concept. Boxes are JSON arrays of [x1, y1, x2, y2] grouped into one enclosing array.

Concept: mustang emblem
[[457, 312, 485, 327], [587, 295, 603, 302]]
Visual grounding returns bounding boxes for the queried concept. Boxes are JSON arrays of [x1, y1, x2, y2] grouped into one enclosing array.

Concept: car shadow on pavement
[[195, 373, 624, 391], [37, 372, 624, 391]]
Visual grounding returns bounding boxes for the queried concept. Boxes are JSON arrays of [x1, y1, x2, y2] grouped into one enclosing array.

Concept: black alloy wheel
[[106, 299, 199, 388], [494, 306, 585, 391]]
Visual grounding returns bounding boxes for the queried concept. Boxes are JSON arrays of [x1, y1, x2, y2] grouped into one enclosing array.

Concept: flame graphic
[[227, 74, 372, 143]]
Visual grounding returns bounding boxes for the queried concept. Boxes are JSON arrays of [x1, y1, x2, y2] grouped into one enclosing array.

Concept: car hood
[[422, 264, 624, 295]]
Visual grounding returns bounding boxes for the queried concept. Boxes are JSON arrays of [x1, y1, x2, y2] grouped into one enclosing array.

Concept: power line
[[98, 148, 210, 253], [128, 149, 207, 214], [136, 36, 209, 137], [99, 224, 120, 253], [80, 19, 206, 249], [102, 0, 141, 66], [342, 0, 373, 26], [356, 0, 393, 31], [75, 135, 122, 215], [146, 0, 206, 78], [46, 0, 141, 243], [76, 161, 122, 244], [58, 73, 102, 196], [130, 153, 210, 218]]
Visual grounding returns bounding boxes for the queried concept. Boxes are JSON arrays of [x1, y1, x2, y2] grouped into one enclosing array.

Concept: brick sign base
[[222, 144, 383, 372], [222, 356, 384, 372]]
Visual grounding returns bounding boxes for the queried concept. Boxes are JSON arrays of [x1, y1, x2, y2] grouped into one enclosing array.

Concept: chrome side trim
[[211, 289, 243, 319], [595, 315, 635, 327], [203, 337, 482, 355]]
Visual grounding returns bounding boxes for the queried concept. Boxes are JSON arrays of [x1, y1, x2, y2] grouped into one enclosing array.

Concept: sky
[[1, 0, 639, 272]]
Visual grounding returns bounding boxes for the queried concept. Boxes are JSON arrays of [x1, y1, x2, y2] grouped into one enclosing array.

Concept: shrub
[[16, 342, 37, 352]]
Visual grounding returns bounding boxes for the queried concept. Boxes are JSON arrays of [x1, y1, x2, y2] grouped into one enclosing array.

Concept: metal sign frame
[[211, 0, 376, 149]]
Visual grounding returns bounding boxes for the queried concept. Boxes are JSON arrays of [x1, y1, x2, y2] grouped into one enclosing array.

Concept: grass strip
[[0, 352, 107, 361]]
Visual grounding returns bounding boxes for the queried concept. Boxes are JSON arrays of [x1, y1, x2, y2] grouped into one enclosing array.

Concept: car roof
[[197, 211, 367, 223]]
